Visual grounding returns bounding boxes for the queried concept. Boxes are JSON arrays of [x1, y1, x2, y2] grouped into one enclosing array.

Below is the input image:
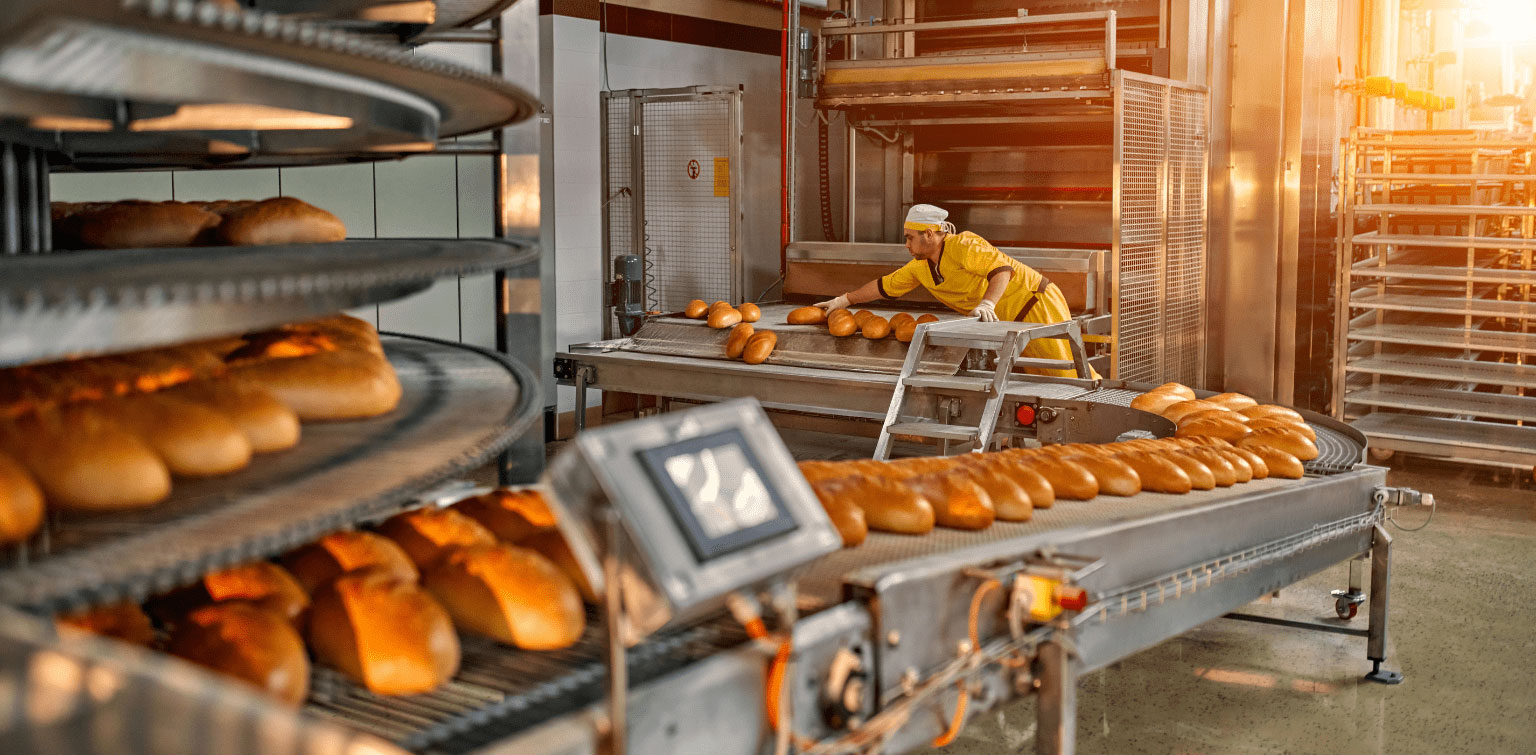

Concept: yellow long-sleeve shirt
[[878, 231, 1045, 320]]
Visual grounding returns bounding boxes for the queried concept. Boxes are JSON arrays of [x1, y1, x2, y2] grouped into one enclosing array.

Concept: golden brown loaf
[[1031, 456, 1099, 500], [837, 475, 935, 535], [1207, 392, 1259, 411], [167, 602, 310, 707], [56, 602, 157, 646], [827, 310, 858, 337], [1185, 447, 1237, 487], [1240, 404, 1305, 423], [423, 543, 586, 650], [1246, 446, 1304, 479], [1162, 400, 1229, 424], [214, 197, 347, 246], [815, 486, 870, 547], [743, 331, 778, 365], [724, 323, 755, 359], [1116, 452, 1193, 494], [281, 530, 419, 594], [861, 315, 891, 340], [1230, 447, 1270, 479], [1179, 408, 1247, 426], [956, 466, 1032, 522], [1065, 454, 1141, 497], [1176, 416, 1253, 443], [707, 307, 743, 329], [455, 489, 559, 542], [201, 561, 311, 625], [894, 319, 919, 343], [1166, 452, 1216, 490], [1211, 447, 1254, 483], [307, 568, 460, 695], [90, 393, 252, 477], [851, 310, 874, 327], [908, 474, 995, 530], [165, 379, 300, 454], [0, 450, 43, 544], [787, 306, 826, 325], [738, 303, 762, 323], [1152, 382, 1197, 400], [889, 313, 916, 331], [0, 407, 171, 511], [1247, 417, 1316, 440], [916, 314, 940, 325], [377, 506, 498, 569], [1238, 427, 1319, 461], [519, 529, 598, 603], [68, 201, 222, 249], [685, 300, 709, 318], [999, 461, 1055, 509], [232, 350, 401, 421], [1130, 391, 1186, 415]]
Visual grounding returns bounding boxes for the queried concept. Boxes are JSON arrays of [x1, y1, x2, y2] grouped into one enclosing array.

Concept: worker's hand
[[815, 294, 851, 312], [971, 300, 1000, 322]]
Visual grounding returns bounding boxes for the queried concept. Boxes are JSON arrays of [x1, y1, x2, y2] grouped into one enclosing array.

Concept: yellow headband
[[904, 221, 941, 231]]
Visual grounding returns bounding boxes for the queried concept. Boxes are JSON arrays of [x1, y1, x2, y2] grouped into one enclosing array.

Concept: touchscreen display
[[636, 428, 796, 561]]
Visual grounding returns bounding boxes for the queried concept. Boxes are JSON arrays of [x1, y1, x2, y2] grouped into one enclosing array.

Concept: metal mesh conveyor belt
[[0, 335, 539, 613], [304, 611, 749, 754]]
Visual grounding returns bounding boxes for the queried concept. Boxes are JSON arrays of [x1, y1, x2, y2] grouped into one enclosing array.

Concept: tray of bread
[[47, 488, 747, 753], [0, 197, 534, 367], [0, 325, 539, 612], [0, 0, 537, 165], [247, 0, 518, 41]]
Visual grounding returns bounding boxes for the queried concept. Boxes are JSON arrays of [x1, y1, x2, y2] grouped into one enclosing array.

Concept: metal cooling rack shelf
[[1347, 323, 1536, 356], [1345, 384, 1536, 422], [1346, 354, 1536, 390], [1350, 413, 1536, 467], [0, 237, 533, 367], [0, 334, 539, 613]]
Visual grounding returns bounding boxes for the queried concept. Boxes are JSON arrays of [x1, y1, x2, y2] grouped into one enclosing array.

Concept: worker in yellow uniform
[[815, 204, 1091, 378]]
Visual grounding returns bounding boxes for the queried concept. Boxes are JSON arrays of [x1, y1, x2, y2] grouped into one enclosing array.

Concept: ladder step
[[925, 332, 1012, 348], [885, 422, 981, 441], [902, 375, 996, 393], [1014, 356, 1077, 371]]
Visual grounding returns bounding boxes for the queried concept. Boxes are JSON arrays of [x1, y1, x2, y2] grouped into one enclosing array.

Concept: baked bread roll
[[999, 461, 1055, 509], [519, 529, 598, 602], [1031, 457, 1099, 500], [1064, 454, 1141, 496], [739, 303, 761, 323], [167, 602, 310, 706], [710, 300, 731, 311], [378, 506, 497, 569], [1131, 391, 1186, 415], [232, 351, 401, 420], [0, 407, 171, 511], [166, 379, 300, 453], [456, 488, 559, 542], [1207, 392, 1258, 411], [281, 530, 419, 594], [909, 474, 994, 530], [202, 561, 310, 625], [70, 201, 222, 249], [1184, 447, 1237, 487], [1230, 447, 1270, 479], [1240, 404, 1305, 423], [1162, 400, 1230, 424], [851, 310, 874, 327], [840, 476, 935, 535], [955, 466, 1032, 522], [0, 450, 43, 544], [894, 319, 919, 343], [889, 313, 915, 331], [861, 316, 891, 340], [916, 314, 940, 325], [1209, 447, 1254, 483], [1180, 408, 1247, 426], [307, 568, 460, 695], [1246, 446, 1304, 479], [424, 543, 586, 650], [707, 307, 743, 329], [1116, 452, 1193, 494], [811, 479, 867, 547], [1238, 427, 1319, 461], [215, 197, 347, 246], [685, 300, 709, 318], [787, 306, 826, 325], [744, 331, 777, 365], [1153, 382, 1197, 400], [56, 602, 156, 646], [828, 310, 858, 337], [724, 323, 755, 359], [1248, 417, 1316, 440], [91, 394, 252, 477], [1176, 417, 1253, 443], [1166, 453, 1216, 490]]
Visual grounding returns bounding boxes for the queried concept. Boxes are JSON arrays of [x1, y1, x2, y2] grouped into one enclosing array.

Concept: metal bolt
[[886, 630, 901, 647], [957, 640, 973, 655], [901, 668, 919, 694]]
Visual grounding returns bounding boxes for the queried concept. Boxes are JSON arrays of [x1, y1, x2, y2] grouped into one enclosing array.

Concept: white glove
[[816, 294, 851, 312], [971, 300, 999, 322]]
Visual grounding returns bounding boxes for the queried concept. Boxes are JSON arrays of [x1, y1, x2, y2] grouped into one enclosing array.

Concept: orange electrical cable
[[931, 683, 969, 748], [933, 578, 998, 748], [765, 637, 791, 727], [968, 579, 1001, 650]]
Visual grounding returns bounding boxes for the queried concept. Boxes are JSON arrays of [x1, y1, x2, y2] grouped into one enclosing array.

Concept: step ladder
[[873, 319, 1094, 460]]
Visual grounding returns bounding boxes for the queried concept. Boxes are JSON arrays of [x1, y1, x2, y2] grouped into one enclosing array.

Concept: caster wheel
[[1335, 597, 1359, 621]]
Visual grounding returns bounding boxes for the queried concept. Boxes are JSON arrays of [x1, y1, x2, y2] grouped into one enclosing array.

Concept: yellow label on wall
[[713, 157, 730, 197]]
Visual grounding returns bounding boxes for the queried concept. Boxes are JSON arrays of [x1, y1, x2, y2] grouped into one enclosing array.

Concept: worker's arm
[[815, 278, 891, 311], [971, 269, 1011, 322]]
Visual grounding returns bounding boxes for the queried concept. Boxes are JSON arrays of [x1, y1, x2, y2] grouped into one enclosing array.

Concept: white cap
[[903, 204, 950, 231]]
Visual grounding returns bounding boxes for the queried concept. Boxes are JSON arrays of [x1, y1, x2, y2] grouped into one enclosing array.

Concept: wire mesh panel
[[1113, 73, 1208, 385], [602, 87, 741, 336]]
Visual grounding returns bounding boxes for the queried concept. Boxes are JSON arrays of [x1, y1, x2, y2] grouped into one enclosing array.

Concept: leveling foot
[[1364, 659, 1403, 685]]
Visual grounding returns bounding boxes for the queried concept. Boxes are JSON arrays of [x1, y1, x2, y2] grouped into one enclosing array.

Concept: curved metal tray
[[253, 0, 517, 38], [0, 238, 534, 367], [0, 0, 538, 164], [0, 334, 540, 613]]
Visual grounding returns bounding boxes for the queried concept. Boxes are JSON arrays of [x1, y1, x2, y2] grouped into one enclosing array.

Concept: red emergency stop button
[[1015, 405, 1037, 426], [1054, 586, 1088, 612]]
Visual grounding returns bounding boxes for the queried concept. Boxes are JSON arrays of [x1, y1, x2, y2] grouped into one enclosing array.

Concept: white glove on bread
[[815, 294, 851, 312]]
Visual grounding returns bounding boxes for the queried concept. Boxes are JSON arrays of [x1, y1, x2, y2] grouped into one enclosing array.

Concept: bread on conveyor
[[1238, 426, 1319, 461], [685, 300, 709, 318], [707, 307, 744, 329], [1207, 392, 1259, 411], [0, 450, 43, 544], [1130, 390, 1187, 415], [1229, 446, 1270, 479], [1179, 408, 1248, 426], [787, 306, 826, 325], [1027, 456, 1099, 500], [1175, 416, 1253, 443], [1184, 447, 1238, 487], [0, 406, 171, 511], [1165, 452, 1216, 490], [954, 465, 1032, 521], [1245, 446, 1304, 479], [827, 309, 858, 337], [861, 315, 892, 340], [56, 602, 157, 646], [1240, 404, 1306, 423], [852, 310, 874, 327], [908, 473, 994, 530], [519, 529, 600, 602], [1153, 382, 1197, 400], [743, 331, 778, 365], [1114, 452, 1193, 494], [811, 481, 870, 547], [62, 200, 222, 249], [1247, 417, 1317, 440], [1161, 399, 1230, 424], [164, 379, 300, 454], [213, 197, 347, 246], [423, 543, 586, 650], [996, 460, 1055, 509], [1063, 454, 1141, 496], [833, 475, 935, 535], [889, 313, 915, 331], [89, 393, 252, 477], [282, 530, 420, 594], [739, 303, 761, 323], [307, 567, 460, 695], [378, 506, 498, 569], [724, 323, 755, 359], [166, 601, 310, 706], [198, 561, 311, 625], [231, 350, 402, 421], [455, 489, 559, 543], [894, 318, 919, 343]]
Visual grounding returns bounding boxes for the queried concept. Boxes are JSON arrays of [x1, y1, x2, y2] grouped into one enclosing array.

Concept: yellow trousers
[[1016, 284, 1100, 378]]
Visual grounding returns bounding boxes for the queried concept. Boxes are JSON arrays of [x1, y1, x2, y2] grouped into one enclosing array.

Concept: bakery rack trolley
[[0, 0, 554, 751]]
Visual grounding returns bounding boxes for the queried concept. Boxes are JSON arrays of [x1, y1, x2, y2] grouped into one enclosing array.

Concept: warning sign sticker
[[713, 157, 730, 197]]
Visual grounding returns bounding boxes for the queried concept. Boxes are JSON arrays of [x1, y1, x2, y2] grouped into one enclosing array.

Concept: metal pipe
[[1366, 523, 1392, 662], [1035, 640, 1075, 755], [781, 0, 792, 276]]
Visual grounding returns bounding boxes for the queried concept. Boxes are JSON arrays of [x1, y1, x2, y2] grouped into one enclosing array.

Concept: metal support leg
[[1331, 554, 1367, 620], [1363, 524, 1402, 684], [601, 509, 628, 755], [574, 366, 590, 434], [1035, 641, 1076, 755]]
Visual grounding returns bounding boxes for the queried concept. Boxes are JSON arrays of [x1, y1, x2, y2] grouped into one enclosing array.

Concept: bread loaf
[[1064, 454, 1141, 496], [307, 568, 460, 695], [916, 314, 940, 324], [889, 313, 916, 331], [201, 561, 310, 625], [1238, 427, 1319, 461], [787, 306, 827, 325], [519, 529, 599, 603], [0, 450, 43, 544], [1209, 447, 1254, 483], [1162, 400, 1229, 424], [424, 543, 585, 650], [1176, 417, 1253, 443], [999, 461, 1055, 509], [1131, 391, 1186, 415], [861, 315, 892, 340], [0, 407, 171, 511], [851, 310, 874, 327], [232, 351, 401, 420], [839, 476, 935, 534], [1239, 404, 1305, 423], [724, 323, 755, 359], [56, 602, 156, 646], [281, 530, 419, 594], [1230, 447, 1270, 479], [165, 379, 299, 453], [1246, 446, 1304, 479], [1248, 417, 1316, 440], [1116, 452, 1193, 494], [744, 331, 777, 365], [685, 300, 709, 318], [1207, 392, 1259, 411], [167, 602, 310, 706], [1153, 382, 1197, 400], [1185, 447, 1237, 487], [455, 489, 559, 542], [1166, 453, 1216, 490], [828, 310, 858, 337], [955, 466, 1032, 521], [378, 507, 498, 569], [1180, 408, 1247, 426], [214, 197, 346, 246], [710, 300, 730, 311], [894, 319, 919, 343], [71, 201, 222, 249], [909, 474, 994, 530], [1031, 456, 1099, 500], [738, 303, 761, 323], [707, 307, 743, 329], [811, 479, 870, 547], [91, 393, 252, 477]]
